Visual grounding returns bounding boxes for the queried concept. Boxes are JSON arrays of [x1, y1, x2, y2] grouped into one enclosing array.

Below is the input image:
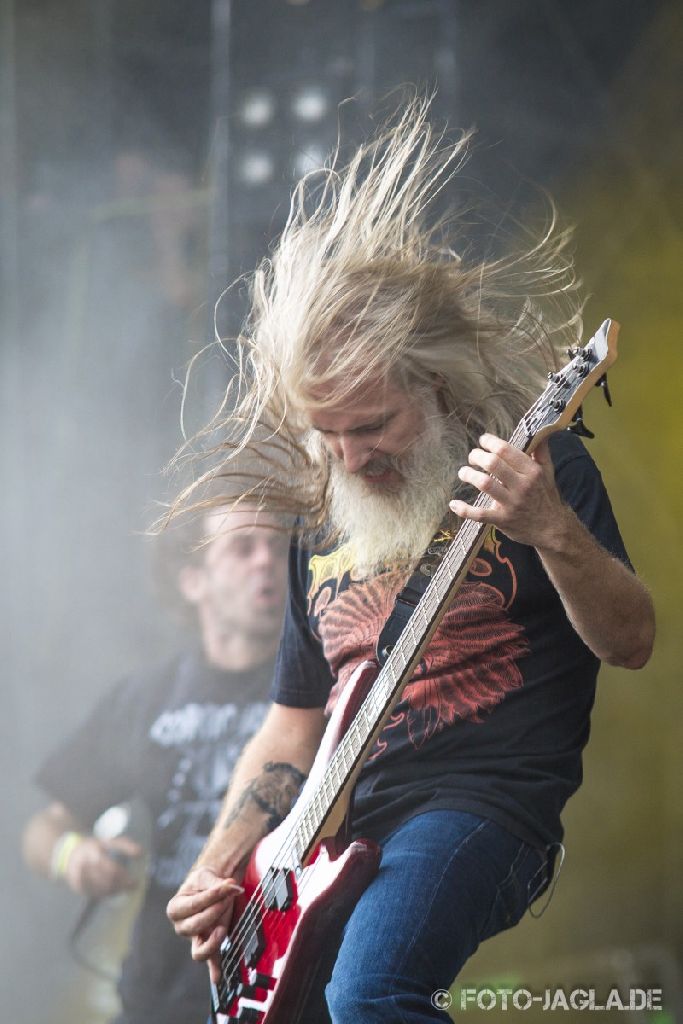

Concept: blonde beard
[[327, 412, 465, 577]]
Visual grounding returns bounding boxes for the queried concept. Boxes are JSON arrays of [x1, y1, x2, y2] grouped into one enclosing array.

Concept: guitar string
[[215, 359, 592, 1000]]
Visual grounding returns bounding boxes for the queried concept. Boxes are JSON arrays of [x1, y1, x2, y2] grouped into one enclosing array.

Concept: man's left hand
[[449, 433, 569, 550]]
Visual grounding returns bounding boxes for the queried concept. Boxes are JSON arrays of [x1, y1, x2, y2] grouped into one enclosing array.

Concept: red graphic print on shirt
[[308, 532, 529, 758]]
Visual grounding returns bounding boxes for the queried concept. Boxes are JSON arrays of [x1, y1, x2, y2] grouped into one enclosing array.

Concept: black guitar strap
[[375, 516, 456, 666]]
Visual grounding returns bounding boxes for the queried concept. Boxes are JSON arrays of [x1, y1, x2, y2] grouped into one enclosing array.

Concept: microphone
[[69, 804, 136, 961], [93, 804, 134, 868]]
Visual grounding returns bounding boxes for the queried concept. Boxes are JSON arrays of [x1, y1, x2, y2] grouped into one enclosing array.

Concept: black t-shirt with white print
[[35, 650, 273, 1024], [271, 431, 632, 850]]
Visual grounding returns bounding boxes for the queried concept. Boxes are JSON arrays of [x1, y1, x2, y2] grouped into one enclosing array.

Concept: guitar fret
[[396, 633, 412, 663], [373, 686, 387, 715], [295, 816, 309, 854], [412, 601, 428, 630]]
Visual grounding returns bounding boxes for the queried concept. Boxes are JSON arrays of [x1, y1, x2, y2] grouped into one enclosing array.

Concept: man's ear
[[177, 564, 204, 604]]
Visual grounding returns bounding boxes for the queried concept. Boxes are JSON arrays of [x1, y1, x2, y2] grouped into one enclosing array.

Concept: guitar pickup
[[243, 919, 266, 967], [262, 867, 295, 911]]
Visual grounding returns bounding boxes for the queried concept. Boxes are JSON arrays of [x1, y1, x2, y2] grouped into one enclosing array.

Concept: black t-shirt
[[35, 650, 273, 1024], [271, 432, 632, 850]]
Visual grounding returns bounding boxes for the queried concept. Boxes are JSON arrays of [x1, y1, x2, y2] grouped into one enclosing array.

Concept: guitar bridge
[[211, 934, 245, 1013]]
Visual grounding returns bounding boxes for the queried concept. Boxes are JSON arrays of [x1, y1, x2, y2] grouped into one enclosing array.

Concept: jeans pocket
[[480, 843, 546, 941]]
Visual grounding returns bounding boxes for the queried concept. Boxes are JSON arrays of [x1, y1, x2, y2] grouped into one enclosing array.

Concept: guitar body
[[213, 661, 382, 1024]]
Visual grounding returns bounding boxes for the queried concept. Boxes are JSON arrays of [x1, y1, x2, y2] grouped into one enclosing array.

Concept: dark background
[[2, 1, 681, 1020]]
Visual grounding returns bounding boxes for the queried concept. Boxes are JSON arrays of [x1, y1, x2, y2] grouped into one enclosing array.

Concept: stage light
[[239, 89, 276, 128], [291, 87, 328, 123], [292, 144, 327, 179], [238, 151, 275, 185]]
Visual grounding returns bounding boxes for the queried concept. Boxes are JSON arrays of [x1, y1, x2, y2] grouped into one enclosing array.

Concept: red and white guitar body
[[211, 661, 381, 1024]]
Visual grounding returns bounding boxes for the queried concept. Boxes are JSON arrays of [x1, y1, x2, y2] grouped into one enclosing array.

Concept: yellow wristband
[[50, 831, 84, 880]]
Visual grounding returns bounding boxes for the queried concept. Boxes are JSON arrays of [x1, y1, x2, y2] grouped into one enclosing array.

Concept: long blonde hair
[[163, 96, 583, 538]]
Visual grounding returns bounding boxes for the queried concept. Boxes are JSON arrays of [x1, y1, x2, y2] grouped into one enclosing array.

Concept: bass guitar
[[211, 318, 620, 1023]]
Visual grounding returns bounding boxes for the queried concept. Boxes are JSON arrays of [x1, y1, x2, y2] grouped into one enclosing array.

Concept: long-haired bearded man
[[165, 99, 655, 1023]]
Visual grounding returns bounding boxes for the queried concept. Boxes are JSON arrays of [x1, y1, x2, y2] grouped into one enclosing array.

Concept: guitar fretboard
[[284, 409, 543, 864], [272, 312, 619, 867]]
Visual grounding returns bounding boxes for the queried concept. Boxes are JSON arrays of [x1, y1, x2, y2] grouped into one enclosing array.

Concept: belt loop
[[528, 841, 566, 919]]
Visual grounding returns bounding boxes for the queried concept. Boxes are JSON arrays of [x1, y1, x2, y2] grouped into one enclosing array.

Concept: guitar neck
[[287, 426, 535, 863], [282, 318, 618, 864]]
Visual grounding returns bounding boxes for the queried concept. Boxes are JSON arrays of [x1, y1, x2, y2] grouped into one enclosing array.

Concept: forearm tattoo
[[222, 761, 307, 834]]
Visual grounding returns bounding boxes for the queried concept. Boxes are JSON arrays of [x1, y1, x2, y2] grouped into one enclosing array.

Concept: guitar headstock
[[525, 319, 619, 449]]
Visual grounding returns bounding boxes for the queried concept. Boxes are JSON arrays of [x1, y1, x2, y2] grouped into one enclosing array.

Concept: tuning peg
[[596, 373, 612, 407], [569, 405, 595, 439]]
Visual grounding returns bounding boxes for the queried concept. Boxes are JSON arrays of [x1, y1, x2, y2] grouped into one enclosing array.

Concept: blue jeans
[[324, 810, 550, 1023]]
